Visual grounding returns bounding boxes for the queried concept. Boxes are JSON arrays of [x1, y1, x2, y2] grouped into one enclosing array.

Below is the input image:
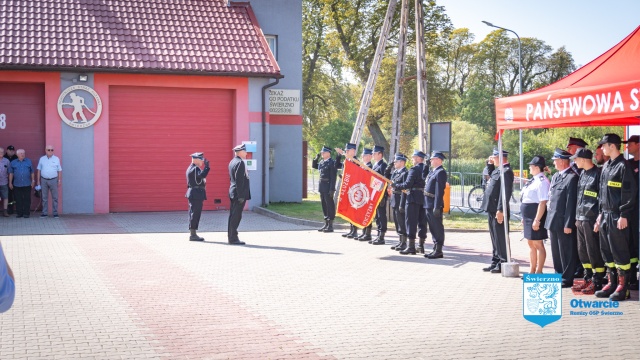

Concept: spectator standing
[[3, 145, 17, 214], [37, 145, 62, 218], [0, 148, 10, 217], [8, 149, 34, 218]]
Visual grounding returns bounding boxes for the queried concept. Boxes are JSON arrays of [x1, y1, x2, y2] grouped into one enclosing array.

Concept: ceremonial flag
[[336, 159, 388, 228]]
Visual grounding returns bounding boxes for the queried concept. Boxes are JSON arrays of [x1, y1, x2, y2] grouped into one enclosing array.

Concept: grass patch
[[267, 195, 522, 231]]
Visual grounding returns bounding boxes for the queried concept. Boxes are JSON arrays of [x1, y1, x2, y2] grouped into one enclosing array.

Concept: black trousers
[[393, 206, 406, 235], [319, 191, 335, 220], [487, 211, 509, 264], [7, 185, 15, 213], [14, 186, 31, 216], [405, 202, 427, 240], [375, 197, 387, 232], [599, 212, 631, 269], [628, 208, 639, 265], [228, 198, 246, 242], [188, 198, 203, 230], [576, 219, 605, 273], [549, 229, 578, 285], [426, 208, 445, 246]]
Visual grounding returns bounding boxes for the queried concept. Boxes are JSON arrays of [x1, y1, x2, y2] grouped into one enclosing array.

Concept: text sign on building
[[57, 85, 103, 129], [269, 89, 300, 115]]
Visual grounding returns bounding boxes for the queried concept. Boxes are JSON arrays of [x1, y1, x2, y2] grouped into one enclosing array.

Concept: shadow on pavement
[[198, 241, 343, 255]]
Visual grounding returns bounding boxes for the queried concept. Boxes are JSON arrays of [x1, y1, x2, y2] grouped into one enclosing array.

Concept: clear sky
[[439, 0, 640, 68]]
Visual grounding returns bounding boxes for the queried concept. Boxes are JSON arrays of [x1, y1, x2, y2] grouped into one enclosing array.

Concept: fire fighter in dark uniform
[[355, 148, 374, 241], [394, 150, 427, 255], [389, 154, 408, 251], [481, 148, 513, 273], [423, 151, 448, 259], [622, 134, 639, 289], [228, 144, 251, 245], [595, 134, 636, 301], [571, 148, 606, 294], [335, 143, 358, 238], [370, 145, 388, 245], [185, 152, 210, 241], [312, 146, 340, 233], [566, 137, 588, 278]]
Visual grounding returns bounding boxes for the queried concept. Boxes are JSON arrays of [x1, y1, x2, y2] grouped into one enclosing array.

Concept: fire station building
[[0, 0, 302, 213]]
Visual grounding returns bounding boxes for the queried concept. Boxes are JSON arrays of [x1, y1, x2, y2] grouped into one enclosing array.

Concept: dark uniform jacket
[[576, 166, 600, 221], [229, 156, 251, 201], [481, 163, 514, 213], [545, 168, 578, 231], [390, 167, 408, 209], [185, 163, 210, 200], [599, 154, 636, 218], [570, 162, 582, 176], [312, 154, 339, 193], [395, 162, 425, 205], [373, 159, 388, 198], [424, 165, 447, 210]]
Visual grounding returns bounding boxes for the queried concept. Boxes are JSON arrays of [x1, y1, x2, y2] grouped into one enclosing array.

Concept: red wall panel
[[109, 86, 233, 212]]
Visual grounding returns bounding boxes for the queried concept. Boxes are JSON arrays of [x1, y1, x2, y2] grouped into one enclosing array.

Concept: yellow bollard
[[444, 182, 451, 214]]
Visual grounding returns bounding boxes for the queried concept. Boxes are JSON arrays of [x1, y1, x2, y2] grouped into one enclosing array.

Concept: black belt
[[320, 178, 330, 182], [393, 191, 402, 195], [424, 191, 435, 198], [410, 188, 423, 191], [189, 186, 205, 189], [41, 176, 57, 180]]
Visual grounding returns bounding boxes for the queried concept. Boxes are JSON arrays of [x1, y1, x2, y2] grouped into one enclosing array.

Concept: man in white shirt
[[36, 145, 62, 218]]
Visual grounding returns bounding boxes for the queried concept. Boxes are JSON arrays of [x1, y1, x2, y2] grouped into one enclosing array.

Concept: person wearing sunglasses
[[36, 145, 62, 218]]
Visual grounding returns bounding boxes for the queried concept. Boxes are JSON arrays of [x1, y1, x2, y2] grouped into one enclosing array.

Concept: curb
[[254, 207, 494, 233]]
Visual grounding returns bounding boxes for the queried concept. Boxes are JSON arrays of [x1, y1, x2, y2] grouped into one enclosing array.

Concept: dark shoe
[[228, 240, 246, 245], [360, 227, 373, 241], [595, 268, 618, 298], [24, 215, 29, 218], [40, 213, 48, 218], [346, 226, 358, 238], [391, 235, 406, 251], [417, 238, 425, 254], [490, 264, 502, 274], [53, 214, 59, 218], [425, 244, 443, 259], [399, 238, 416, 255], [628, 264, 638, 290], [189, 229, 204, 241], [483, 264, 497, 272], [609, 269, 630, 301], [323, 220, 334, 233], [16, 214, 23, 218], [318, 220, 328, 232], [372, 238, 385, 245], [342, 226, 354, 237]]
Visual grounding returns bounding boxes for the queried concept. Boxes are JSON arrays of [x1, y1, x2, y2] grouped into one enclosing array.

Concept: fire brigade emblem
[[348, 183, 370, 209]]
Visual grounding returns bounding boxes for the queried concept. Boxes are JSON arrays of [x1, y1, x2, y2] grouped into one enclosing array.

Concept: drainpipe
[[261, 77, 280, 207]]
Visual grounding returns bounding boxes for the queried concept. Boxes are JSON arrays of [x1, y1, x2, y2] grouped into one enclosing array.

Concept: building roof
[[0, 0, 281, 77]]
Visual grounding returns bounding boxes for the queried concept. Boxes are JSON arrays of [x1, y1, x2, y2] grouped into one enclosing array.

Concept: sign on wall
[[268, 89, 300, 115], [57, 85, 103, 128]]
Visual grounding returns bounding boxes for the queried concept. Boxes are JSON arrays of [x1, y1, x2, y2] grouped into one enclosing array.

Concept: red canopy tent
[[491, 26, 640, 276], [495, 25, 640, 130]]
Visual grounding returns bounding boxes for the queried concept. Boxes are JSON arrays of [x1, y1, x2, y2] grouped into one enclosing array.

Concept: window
[[265, 35, 277, 60]]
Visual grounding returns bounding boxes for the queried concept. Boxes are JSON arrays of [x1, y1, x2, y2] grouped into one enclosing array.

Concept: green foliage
[[448, 158, 487, 174], [307, 118, 355, 154]]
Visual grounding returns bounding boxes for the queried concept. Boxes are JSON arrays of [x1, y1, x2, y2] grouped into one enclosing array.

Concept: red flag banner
[[336, 159, 388, 228]]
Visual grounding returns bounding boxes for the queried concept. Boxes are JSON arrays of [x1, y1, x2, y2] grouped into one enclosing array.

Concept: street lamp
[[482, 21, 523, 190]]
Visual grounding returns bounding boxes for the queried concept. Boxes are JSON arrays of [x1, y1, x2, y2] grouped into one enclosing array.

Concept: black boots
[[425, 243, 443, 259], [417, 238, 425, 254], [595, 268, 618, 298], [318, 220, 328, 232], [609, 268, 630, 301], [391, 235, 406, 251], [358, 227, 372, 241], [343, 225, 358, 238], [323, 220, 334, 233], [583, 271, 605, 295], [189, 229, 204, 241], [371, 231, 385, 245], [400, 238, 416, 255]]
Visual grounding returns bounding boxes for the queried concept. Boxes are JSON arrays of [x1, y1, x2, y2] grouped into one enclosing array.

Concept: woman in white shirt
[[520, 156, 551, 274]]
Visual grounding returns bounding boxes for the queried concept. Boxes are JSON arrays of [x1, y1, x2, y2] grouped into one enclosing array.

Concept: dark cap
[[344, 143, 356, 150], [394, 153, 407, 162], [373, 145, 385, 153], [233, 143, 246, 152], [622, 135, 640, 144], [430, 151, 446, 160], [570, 148, 593, 160], [551, 148, 572, 160], [566, 137, 588, 148], [190, 152, 204, 160], [492, 148, 509, 157], [6, 145, 14, 150], [362, 148, 373, 155], [597, 133, 622, 145], [528, 155, 546, 168], [321, 145, 331, 153], [412, 150, 426, 159]]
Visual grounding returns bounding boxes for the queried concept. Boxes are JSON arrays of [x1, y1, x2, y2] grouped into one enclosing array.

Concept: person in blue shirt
[[8, 149, 35, 218], [0, 241, 15, 313]]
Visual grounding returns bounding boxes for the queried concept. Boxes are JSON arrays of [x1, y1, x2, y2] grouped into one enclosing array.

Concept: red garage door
[[109, 86, 233, 212], [0, 82, 45, 211]]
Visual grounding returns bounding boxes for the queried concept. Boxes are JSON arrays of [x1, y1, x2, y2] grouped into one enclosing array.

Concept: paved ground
[[1, 211, 638, 359]]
